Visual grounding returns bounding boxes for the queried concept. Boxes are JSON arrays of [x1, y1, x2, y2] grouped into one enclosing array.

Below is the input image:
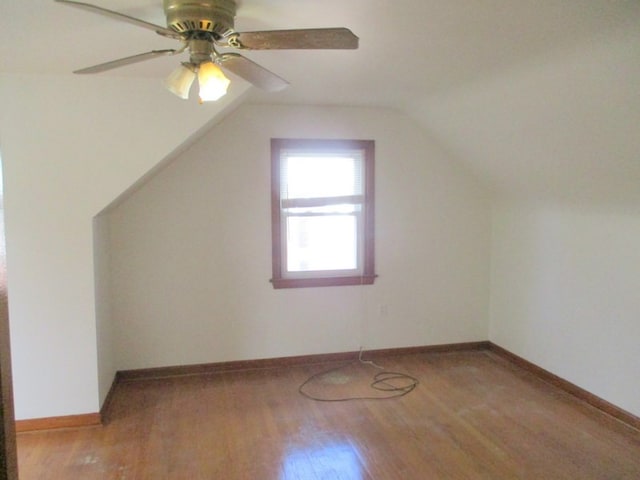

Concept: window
[[271, 138, 375, 288]]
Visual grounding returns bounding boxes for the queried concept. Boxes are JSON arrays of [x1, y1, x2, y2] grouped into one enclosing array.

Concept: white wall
[[490, 203, 640, 417], [107, 104, 492, 370], [0, 73, 247, 419]]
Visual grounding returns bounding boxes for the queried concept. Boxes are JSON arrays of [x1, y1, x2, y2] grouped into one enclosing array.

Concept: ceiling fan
[[55, 0, 359, 102]]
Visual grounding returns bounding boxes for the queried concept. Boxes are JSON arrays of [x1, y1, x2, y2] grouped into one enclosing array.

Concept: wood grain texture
[[17, 350, 640, 479]]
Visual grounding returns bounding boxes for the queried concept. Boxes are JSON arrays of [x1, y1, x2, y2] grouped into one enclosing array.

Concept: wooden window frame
[[270, 138, 376, 289]]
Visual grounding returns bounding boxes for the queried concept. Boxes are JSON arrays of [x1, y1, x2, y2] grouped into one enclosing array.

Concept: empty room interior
[[0, 0, 639, 478]]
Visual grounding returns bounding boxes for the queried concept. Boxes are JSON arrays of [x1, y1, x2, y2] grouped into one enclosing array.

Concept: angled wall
[[106, 104, 492, 370], [405, 14, 640, 419], [0, 73, 248, 419]]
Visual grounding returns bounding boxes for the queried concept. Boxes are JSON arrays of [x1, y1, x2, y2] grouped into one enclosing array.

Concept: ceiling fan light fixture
[[197, 61, 230, 102], [58, 0, 359, 102], [164, 63, 197, 99]]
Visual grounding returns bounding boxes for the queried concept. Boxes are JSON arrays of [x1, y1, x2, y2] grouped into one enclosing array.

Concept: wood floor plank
[[16, 351, 640, 479]]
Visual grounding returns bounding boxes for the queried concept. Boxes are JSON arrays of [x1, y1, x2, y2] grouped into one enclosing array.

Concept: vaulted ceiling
[[2, 0, 639, 205]]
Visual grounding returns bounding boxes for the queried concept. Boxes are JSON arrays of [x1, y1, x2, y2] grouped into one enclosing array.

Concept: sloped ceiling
[[2, 0, 639, 204]]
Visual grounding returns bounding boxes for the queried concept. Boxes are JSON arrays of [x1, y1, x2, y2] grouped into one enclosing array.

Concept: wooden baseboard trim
[[364, 341, 490, 359], [488, 342, 640, 431], [20, 342, 637, 434], [16, 413, 101, 433], [99, 374, 119, 425], [118, 341, 490, 382]]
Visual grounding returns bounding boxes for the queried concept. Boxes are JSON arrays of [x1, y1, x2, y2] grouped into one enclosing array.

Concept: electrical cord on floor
[[298, 350, 419, 402], [358, 347, 385, 370]]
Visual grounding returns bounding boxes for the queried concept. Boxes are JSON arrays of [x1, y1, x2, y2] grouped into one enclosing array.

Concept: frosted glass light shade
[[198, 61, 230, 102], [164, 64, 196, 99]]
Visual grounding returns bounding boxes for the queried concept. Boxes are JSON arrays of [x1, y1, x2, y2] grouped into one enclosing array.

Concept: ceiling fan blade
[[74, 49, 179, 74], [228, 27, 358, 50], [220, 53, 289, 92], [55, 0, 182, 39]]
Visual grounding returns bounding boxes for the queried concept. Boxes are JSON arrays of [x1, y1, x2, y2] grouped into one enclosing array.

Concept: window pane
[[286, 215, 358, 272], [282, 154, 362, 199]]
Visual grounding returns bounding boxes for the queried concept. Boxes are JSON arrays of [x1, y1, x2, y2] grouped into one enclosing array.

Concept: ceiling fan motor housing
[[163, 0, 237, 38]]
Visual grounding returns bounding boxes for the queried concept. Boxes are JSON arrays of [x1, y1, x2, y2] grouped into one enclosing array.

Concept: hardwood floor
[[16, 350, 640, 479]]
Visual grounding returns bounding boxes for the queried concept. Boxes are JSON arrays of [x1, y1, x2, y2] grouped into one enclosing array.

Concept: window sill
[[270, 275, 377, 289]]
